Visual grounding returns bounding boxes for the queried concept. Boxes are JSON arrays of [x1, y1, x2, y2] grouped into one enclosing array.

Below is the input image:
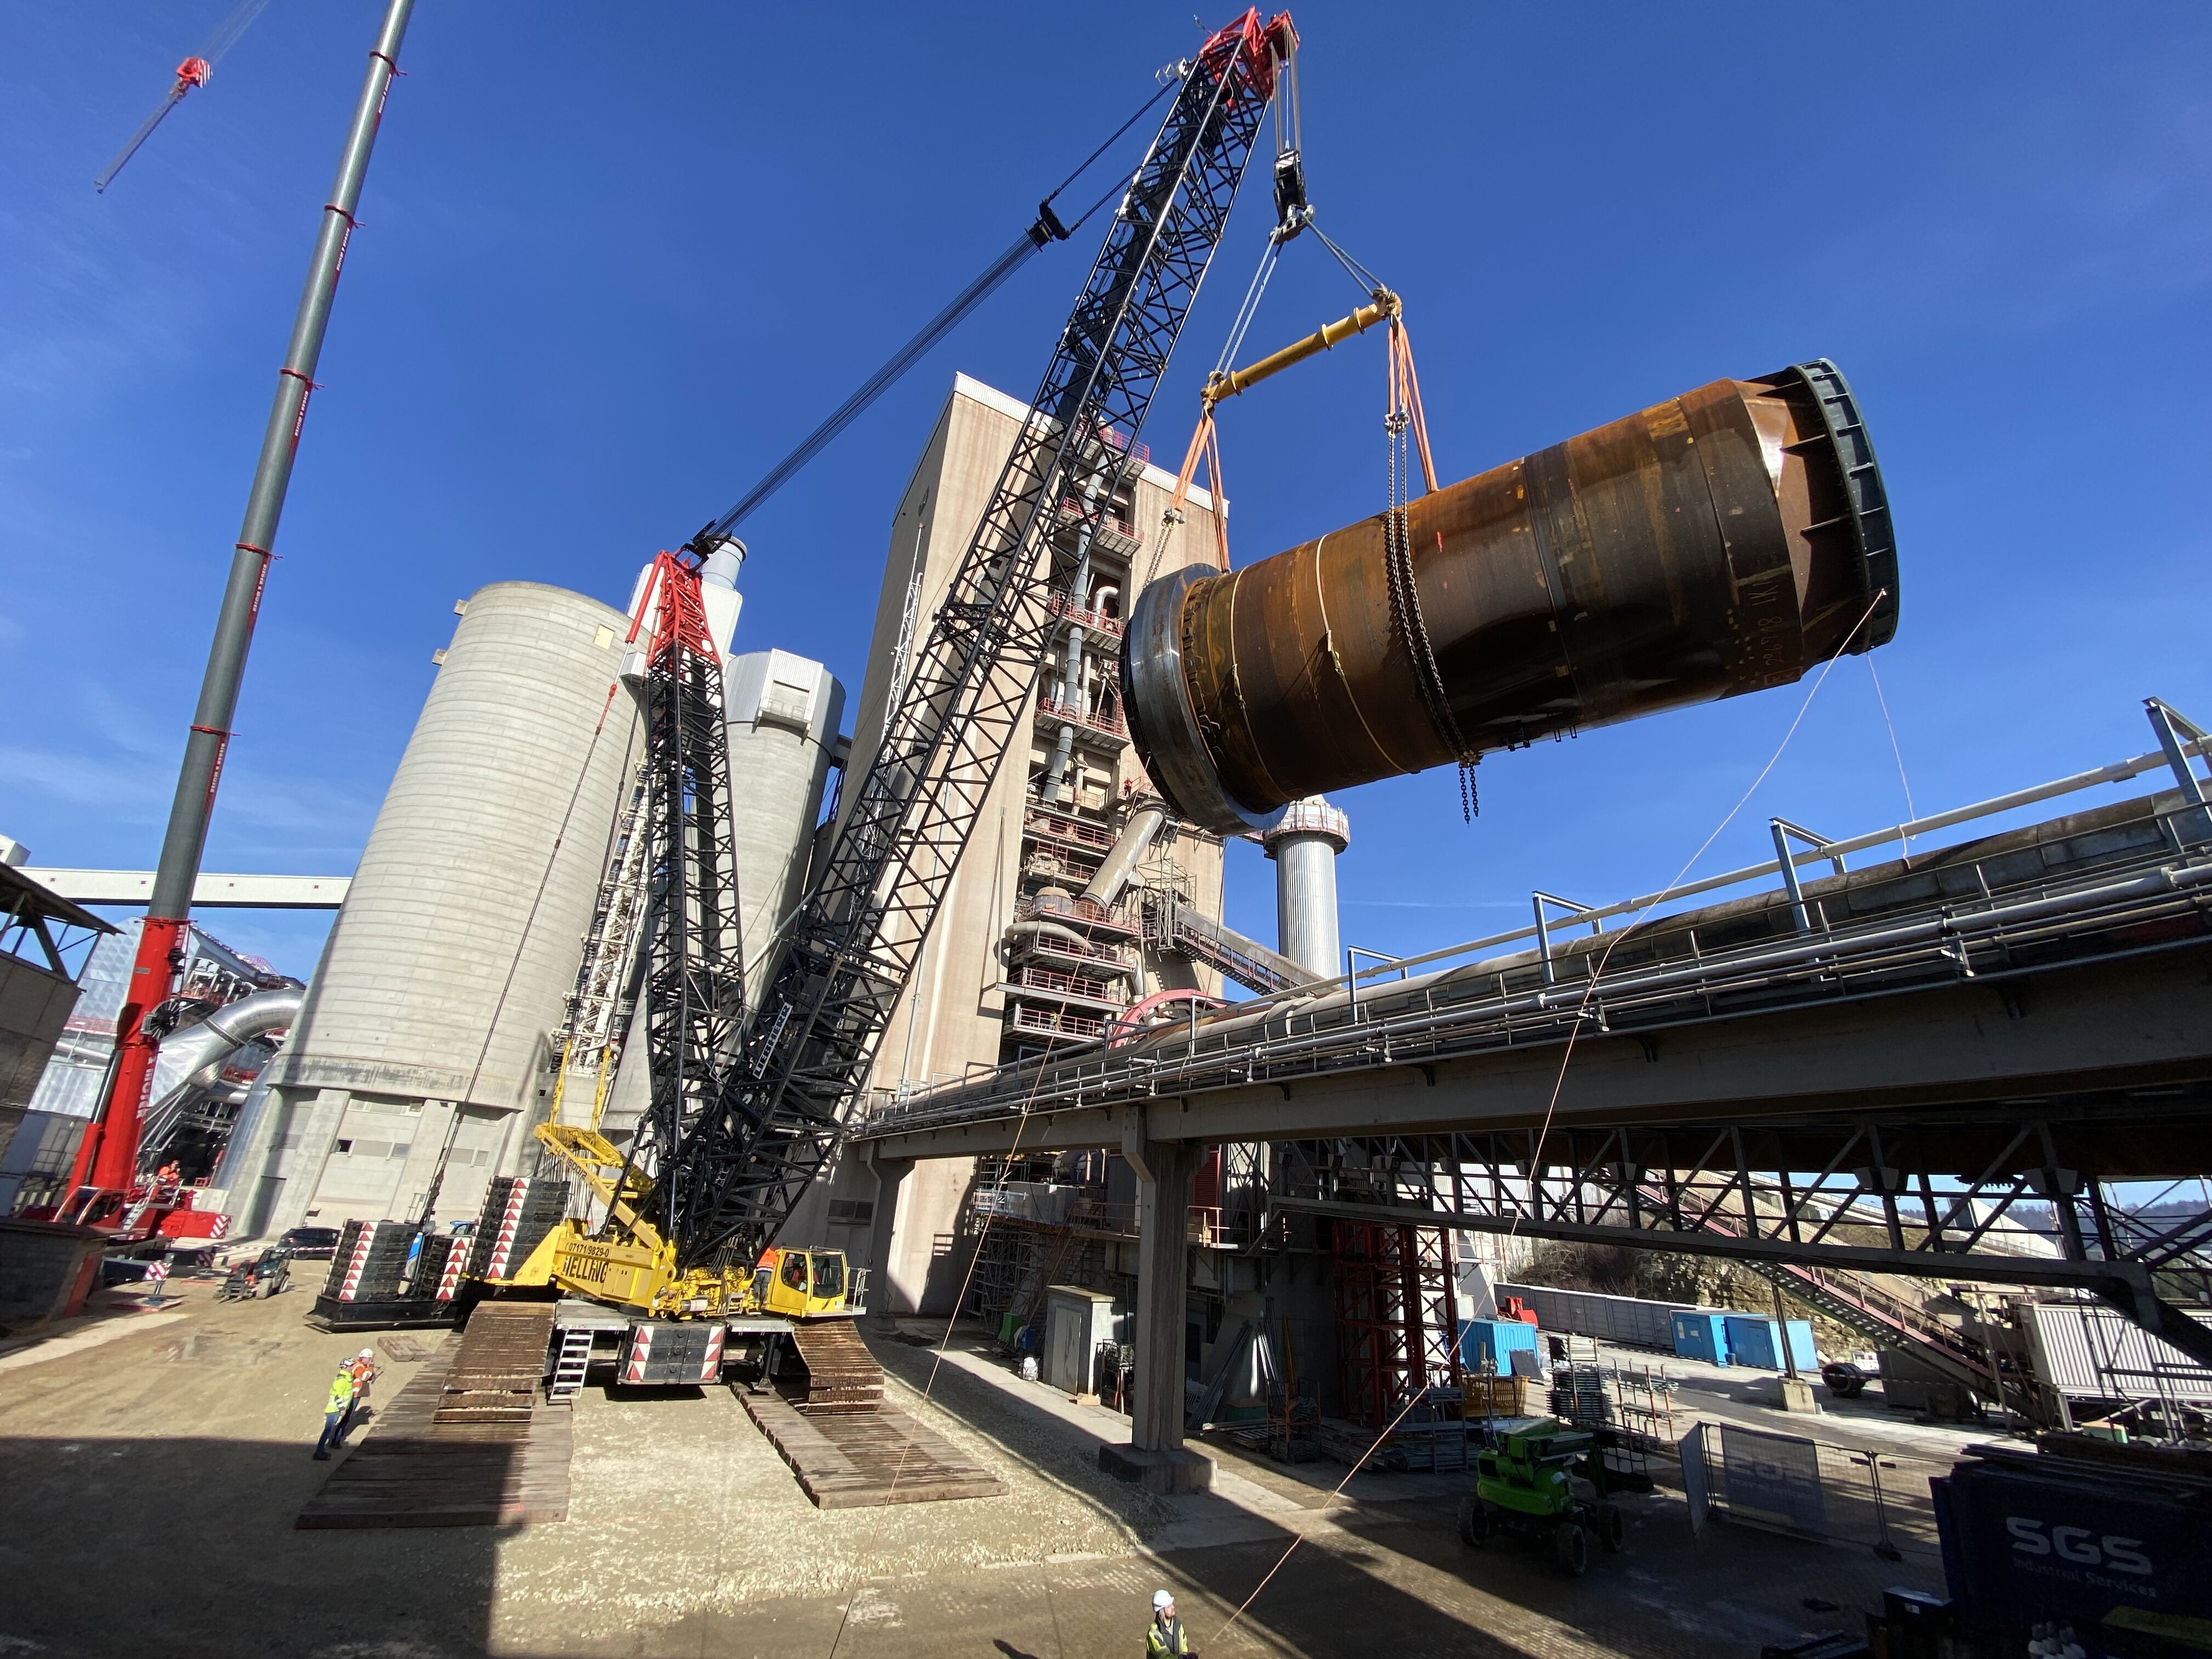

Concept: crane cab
[[752, 1246, 854, 1318]]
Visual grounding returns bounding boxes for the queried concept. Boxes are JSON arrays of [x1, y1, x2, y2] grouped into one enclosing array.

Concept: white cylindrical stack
[[1261, 797, 1350, 981]]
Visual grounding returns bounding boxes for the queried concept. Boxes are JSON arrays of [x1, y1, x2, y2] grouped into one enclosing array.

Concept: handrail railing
[[1036, 693, 1126, 738]]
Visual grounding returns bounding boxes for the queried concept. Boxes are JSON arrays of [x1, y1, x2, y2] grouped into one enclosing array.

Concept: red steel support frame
[[1330, 1218, 1460, 1429], [64, 0, 415, 1222]]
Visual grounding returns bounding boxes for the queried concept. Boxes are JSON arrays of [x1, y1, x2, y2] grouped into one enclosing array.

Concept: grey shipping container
[[1499, 1283, 1692, 1352], [2021, 1301, 2212, 1402]]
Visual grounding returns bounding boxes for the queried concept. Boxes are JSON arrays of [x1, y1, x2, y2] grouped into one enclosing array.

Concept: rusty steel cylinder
[[1122, 359, 1898, 833]]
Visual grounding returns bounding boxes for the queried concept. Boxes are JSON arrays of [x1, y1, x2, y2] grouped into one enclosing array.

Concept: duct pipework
[[142, 987, 303, 1173], [1039, 480, 1109, 805], [1080, 804, 1167, 907], [1122, 360, 1899, 832], [1261, 797, 1348, 979], [148, 988, 303, 1110]]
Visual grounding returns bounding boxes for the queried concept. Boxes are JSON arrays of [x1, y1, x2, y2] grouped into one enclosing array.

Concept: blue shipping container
[[1725, 1314, 1780, 1369], [1672, 1310, 1731, 1365], [1784, 1319, 1818, 1371], [1723, 1316, 1820, 1370], [1459, 1317, 1539, 1373]]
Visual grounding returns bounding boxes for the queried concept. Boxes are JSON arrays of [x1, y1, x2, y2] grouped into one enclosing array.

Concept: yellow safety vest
[[326, 1373, 355, 1413]]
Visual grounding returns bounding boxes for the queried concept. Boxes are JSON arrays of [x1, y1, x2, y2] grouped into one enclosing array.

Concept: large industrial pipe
[[1122, 360, 1898, 833]]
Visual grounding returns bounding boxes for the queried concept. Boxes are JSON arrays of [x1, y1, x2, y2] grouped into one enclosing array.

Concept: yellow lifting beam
[[1200, 288, 1400, 410]]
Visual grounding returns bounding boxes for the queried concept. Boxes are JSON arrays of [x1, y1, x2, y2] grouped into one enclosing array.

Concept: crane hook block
[[1272, 149, 1308, 233]]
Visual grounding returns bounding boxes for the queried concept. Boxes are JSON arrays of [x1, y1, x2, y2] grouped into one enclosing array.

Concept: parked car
[[279, 1226, 341, 1260]]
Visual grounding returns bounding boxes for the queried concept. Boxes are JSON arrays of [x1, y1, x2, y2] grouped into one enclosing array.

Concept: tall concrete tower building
[[786, 374, 1233, 1316]]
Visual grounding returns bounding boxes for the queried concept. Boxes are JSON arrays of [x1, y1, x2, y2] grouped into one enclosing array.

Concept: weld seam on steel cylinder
[[1124, 359, 1899, 833]]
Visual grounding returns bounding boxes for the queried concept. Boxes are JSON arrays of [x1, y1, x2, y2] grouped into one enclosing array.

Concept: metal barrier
[[863, 797, 2212, 1137], [1686, 1418, 1952, 1561]]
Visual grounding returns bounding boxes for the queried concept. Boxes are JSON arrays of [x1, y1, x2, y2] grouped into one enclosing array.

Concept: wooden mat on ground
[[436, 1301, 555, 1425], [738, 1386, 1006, 1509], [787, 1318, 884, 1413], [297, 1338, 572, 1528]]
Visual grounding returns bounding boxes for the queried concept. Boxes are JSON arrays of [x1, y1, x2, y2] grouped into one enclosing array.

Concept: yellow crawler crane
[[463, 553, 871, 1398], [469, 15, 1299, 1413], [520, 1123, 856, 1322]]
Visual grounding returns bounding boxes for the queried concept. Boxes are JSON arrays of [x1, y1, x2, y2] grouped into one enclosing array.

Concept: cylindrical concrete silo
[[725, 649, 847, 984], [222, 582, 637, 1235]]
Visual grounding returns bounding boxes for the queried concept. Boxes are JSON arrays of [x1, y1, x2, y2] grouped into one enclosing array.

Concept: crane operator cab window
[[810, 1251, 844, 1304], [780, 1252, 810, 1295]]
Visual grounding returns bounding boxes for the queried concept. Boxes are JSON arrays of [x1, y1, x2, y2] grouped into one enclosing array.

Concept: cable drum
[[1121, 360, 1900, 833]]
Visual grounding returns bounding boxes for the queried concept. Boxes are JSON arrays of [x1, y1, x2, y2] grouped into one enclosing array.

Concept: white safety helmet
[[1153, 1590, 1174, 1611], [358, 1348, 375, 1359]]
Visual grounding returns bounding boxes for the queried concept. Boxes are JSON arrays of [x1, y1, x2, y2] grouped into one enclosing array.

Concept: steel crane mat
[[737, 1388, 1006, 1509]]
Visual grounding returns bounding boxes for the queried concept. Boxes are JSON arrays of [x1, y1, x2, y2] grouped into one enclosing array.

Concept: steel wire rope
[[697, 78, 1175, 543], [1310, 221, 1386, 300], [448, 678, 635, 1215], [1867, 657, 1918, 845], [1205, 589, 1890, 1651], [1503, 590, 1891, 1246]]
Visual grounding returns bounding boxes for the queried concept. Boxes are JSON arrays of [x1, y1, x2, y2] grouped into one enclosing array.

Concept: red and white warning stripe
[[336, 1221, 383, 1302], [622, 1324, 654, 1384], [698, 1325, 726, 1383], [433, 1237, 467, 1300], [483, 1182, 533, 1278]]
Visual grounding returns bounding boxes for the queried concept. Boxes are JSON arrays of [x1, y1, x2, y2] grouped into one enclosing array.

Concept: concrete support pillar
[[1261, 797, 1350, 980], [1099, 1115, 1212, 1493], [862, 1151, 912, 1332]]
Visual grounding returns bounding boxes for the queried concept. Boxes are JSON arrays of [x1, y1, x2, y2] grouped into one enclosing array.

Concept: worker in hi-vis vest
[[1146, 1589, 1193, 1656], [312, 1363, 356, 1460]]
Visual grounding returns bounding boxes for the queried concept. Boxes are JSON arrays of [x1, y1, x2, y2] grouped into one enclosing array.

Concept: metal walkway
[[856, 708, 2212, 1368]]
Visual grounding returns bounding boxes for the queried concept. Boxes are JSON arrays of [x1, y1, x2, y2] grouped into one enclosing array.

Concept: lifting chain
[[1381, 320, 1477, 819]]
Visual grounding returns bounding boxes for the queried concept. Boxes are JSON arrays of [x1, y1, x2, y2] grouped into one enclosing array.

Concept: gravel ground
[[0, 1285, 1950, 1658]]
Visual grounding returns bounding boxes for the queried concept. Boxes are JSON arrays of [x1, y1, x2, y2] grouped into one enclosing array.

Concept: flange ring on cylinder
[[1120, 563, 1286, 836]]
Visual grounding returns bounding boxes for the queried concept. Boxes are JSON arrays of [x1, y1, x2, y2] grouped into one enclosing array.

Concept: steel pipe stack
[[1123, 360, 1898, 833]]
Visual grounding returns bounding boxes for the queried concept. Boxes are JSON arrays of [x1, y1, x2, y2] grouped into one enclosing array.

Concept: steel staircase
[[1143, 892, 1308, 996], [1742, 1255, 1997, 1400]]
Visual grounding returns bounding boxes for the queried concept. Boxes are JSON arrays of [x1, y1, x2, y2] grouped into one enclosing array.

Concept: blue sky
[[5, 2, 2209, 980]]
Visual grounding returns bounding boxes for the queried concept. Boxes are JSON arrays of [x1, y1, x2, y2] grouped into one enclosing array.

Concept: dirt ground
[[0, 1280, 1949, 1658]]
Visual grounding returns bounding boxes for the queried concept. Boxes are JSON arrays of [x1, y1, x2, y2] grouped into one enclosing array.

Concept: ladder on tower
[[548, 763, 653, 1129]]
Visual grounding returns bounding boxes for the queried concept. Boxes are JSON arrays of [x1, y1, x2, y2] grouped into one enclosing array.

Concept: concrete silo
[[725, 649, 846, 984], [216, 582, 639, 1235]]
